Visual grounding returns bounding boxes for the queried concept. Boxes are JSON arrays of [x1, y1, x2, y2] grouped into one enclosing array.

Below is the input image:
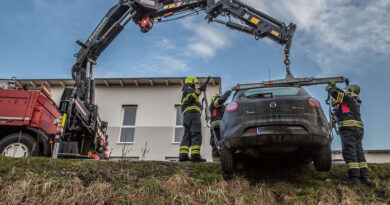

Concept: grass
[[0, 157, 389, 204]]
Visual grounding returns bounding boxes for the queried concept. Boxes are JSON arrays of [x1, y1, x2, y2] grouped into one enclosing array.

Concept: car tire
[[314, 143, 332, 172], [0, 133, 40, 158], [221, 146, 235, 180]]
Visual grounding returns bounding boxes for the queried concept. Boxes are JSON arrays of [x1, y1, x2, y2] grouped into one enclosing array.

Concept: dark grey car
[[220, 86, 332, 178]]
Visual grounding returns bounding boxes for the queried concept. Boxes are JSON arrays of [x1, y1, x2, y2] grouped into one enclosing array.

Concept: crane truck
[[1, 0, 297, 159], [54, 0, 297, 159]]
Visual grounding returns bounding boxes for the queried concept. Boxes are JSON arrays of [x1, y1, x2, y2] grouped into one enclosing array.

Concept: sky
[[0, 0, 389, 149]]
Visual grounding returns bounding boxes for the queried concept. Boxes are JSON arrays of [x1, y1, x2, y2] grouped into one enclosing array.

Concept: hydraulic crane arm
[[55, 0, 297, 159], [72, 0, 296, 103], [206, 0, 296, 53]]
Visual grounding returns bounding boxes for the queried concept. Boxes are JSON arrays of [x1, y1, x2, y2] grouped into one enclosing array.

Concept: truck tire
[[0, 133, 40, 158], [314, 143, 332, 172], [221, 146, 235, 180]]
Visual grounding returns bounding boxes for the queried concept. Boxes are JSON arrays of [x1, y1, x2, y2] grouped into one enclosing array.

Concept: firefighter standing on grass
[[326, 82, 371, 185], [179, 77, 207, 162], [209, 86, 236, 158]]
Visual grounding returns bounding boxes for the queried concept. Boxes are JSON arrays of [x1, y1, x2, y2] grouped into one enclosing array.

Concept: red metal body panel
[[0, 88, 59, 134]]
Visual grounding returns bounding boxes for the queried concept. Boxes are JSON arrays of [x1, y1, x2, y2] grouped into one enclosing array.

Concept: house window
[[119, 106, 137, 143], [174, 105, 184, 143]]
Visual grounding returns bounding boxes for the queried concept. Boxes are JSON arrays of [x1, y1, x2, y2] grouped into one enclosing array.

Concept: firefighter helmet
[[344, 84, 360, 96], [211, 94, 220, 104], [185, 76, 199, 85]]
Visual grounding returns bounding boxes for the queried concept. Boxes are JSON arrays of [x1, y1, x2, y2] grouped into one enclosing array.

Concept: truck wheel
[[0, 133, 40, 158], [314, 143, 332, 172], [221, 146, 235, 180]]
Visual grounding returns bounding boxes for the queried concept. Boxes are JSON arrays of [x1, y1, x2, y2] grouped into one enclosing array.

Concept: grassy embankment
[[0, 157, 389, 204]]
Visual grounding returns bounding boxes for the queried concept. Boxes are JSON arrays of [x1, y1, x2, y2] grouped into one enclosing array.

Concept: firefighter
[[209, 86, 237, 158], [179, 76, 207, 162], [326, 82, 371, 185]]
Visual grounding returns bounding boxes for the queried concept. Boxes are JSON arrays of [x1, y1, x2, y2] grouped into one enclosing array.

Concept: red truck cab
[[0, 83, 59, 158]]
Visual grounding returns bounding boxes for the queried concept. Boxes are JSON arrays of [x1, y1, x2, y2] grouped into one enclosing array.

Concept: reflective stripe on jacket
[[211, 120, 222, 127], [339, 120, 364, 128], [181, 84, 202, 115], [329, 88, 363, 129], [209, 90, 232, 128]]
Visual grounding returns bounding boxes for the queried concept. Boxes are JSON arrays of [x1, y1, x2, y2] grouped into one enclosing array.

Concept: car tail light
[[225, 101, 239, 112], [246, 128, 257, 132], [307, 97, 321, 108]]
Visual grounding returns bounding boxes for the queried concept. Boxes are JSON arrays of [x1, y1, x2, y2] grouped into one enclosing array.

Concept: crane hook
[[284, 49, 294, 79]]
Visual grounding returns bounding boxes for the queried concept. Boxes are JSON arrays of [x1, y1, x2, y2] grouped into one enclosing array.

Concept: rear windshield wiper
[[247, 92, 273, 99]]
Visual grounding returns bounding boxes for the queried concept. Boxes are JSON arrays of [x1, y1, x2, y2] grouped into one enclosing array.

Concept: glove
[[326, 81, 337, 91], [230, 86, 237, 92], [199, 84, 207, 92]]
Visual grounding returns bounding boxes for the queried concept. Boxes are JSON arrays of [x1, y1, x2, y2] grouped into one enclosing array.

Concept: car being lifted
[[219, 77, 348, 179]]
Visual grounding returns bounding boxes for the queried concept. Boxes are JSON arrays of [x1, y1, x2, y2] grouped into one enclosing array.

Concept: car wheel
[[221, 146, 235, 179], [0, 133, 40, 158], [314, 143, 332, 172]]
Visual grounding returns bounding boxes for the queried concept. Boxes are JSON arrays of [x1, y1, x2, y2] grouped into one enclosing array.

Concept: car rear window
[[244, 87, 300, 97]]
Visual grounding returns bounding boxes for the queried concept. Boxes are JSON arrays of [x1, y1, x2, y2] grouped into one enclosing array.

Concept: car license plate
[[257, 127, 262, 135]]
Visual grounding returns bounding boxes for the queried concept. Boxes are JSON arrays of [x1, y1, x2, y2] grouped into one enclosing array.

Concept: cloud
[[129, 55, 190, 76], [157, 38, 176, 50], [95, 55, 190, 77], [243, 0, 390, 76], [180, 18, 232, 58], [178, 0, 388, 76], [188, 43, 214, 58]]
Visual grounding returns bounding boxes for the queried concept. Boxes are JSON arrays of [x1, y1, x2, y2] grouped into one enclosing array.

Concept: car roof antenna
[[268, 68, 271, 82]]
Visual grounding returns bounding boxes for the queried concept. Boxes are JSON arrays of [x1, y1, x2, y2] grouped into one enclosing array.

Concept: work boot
[[191, 154, 206, 163], [361, 176, 372, 186], [345, 177, 360, 185], [179, 155, 190, 162], [212, 152, 221, 158]]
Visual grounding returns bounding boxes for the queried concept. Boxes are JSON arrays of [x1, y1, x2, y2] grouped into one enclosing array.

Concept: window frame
[[173, 105, 184, 144], [117, 105, 138, 144]]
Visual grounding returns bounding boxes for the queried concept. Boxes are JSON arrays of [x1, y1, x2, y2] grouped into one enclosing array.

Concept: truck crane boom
[[72, 0, 296, 107], [54, 0, 297, 159]]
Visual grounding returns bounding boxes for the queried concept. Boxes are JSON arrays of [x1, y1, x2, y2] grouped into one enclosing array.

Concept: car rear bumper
[[221, 114, 329, 140], [222, 133, 330, 150]]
